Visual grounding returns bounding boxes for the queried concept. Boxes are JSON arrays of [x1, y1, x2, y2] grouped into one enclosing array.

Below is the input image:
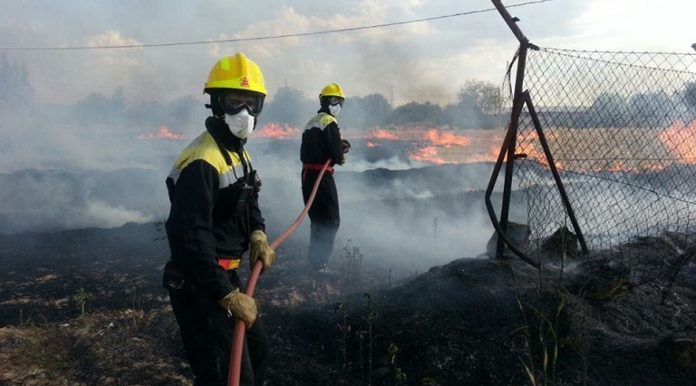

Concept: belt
[[217, 257, 241, 270], [302, 163, 334, 173]]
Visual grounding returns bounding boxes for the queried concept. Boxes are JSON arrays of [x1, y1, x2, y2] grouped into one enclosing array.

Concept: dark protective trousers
[[168, 269, 269, 386], [302, 169, 340, 268]]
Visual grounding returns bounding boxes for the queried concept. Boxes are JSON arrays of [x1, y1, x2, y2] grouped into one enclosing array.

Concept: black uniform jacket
[[165, 116, 265, 301], [300, 110, 344, 166]]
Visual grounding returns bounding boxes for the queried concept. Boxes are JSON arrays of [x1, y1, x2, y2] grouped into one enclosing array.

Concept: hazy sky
[[2, 0, 695, 106]]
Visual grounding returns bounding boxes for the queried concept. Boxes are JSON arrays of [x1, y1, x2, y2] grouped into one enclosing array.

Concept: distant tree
[[684, 82, 696, 112], [590, 92, 627, 112], [0, 53, 33, 104], [386, 101, 442, 125], [431, 80, 505, 129], [163, 96, 197, 120], [72, 87, 126, 122], [124, 99, 164, 129], [630, 91, 670, 115], [441, 103, 475, 128], [360, 93, 392, 127], [263, 87, 314, 127], [161, 96, 201, 131], [588, 92, 628, 127], [628, 91, 671, 127], [342, 93, 392, 129], [458, 80, 503, 114]]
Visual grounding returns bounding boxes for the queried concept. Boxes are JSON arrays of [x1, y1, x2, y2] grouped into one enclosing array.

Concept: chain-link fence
[[515, 47, 696, 259]]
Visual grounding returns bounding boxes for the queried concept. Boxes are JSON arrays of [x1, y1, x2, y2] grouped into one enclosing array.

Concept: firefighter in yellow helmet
[[300, 83, 351, 271], [163, 52, 275, 386]]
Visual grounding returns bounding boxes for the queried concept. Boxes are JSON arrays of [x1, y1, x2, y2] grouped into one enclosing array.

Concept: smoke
[[0, 59, 507, 275], [0, 100, 507, 274], [0, 169, 158, 234], [244, 141, 506, 274], [333, 190, 496, 275], [77, 200, 152, 229]]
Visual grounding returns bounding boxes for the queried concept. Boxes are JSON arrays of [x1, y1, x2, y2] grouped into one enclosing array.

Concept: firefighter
[[162, 53, 276, 386], [300, 83, 351, 271]]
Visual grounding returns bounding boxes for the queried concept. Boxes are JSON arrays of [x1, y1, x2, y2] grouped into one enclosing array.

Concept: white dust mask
[[329, 103, 341, 116], [225, 109, 255, 139]]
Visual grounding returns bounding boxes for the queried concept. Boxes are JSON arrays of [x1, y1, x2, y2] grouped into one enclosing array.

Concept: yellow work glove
[[249, 230, 276, 272], [218, 289, 257, 329]]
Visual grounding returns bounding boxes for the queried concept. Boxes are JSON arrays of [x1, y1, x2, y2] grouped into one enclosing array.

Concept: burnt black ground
[[1, 222, 696, 385]]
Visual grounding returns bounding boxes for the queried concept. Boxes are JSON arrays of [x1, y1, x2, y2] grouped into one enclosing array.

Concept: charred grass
[[2, 223, 696, 385]]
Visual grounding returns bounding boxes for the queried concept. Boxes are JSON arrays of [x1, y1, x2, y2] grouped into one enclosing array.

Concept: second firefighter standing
[[300, 83, 351, 271]]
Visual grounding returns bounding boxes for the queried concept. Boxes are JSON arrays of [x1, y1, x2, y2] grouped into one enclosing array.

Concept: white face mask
[[329, 103, 341, 116], [225, 109, 255, 139]]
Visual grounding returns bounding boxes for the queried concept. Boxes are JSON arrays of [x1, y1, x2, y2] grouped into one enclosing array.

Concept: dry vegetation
[[1, 222, 696, 385]]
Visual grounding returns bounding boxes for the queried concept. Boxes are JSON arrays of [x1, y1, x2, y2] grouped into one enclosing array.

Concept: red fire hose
[[227, 159, 332, 386]]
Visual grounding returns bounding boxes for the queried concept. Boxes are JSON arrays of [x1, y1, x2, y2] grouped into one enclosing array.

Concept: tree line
[[0, 53, 506, 132], [263, 80, 506, 130], [569, 88, 696, 128], [3, 53, 696, 132]]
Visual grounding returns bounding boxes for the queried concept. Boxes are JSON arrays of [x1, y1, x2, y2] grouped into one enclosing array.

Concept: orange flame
[[137, 126, 185, 140], [406, 128, 474, 164], [421, 128, 471, 147], [658, 119, 696, 163], [463, 144, 506, 164], [517, 131, 550, 167], [253, 121, 696, 171], [256, 123, 300, 139], [364, 126, 504, 165], [409, 128, 504, 164], [409, 146, 448, 165], [366, 128, 400, 141]]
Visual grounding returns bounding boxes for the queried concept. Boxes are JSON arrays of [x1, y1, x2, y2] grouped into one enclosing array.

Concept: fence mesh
[[515, 47, 696, 261]]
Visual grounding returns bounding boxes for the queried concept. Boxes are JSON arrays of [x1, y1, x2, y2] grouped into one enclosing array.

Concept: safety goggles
[[328, 97, 344, 107], [220, 91, 264, 117]]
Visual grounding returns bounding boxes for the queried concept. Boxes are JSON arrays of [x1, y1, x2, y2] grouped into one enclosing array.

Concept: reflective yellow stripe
[[304, 112, 336, 132], [168, 132, 253, 189]]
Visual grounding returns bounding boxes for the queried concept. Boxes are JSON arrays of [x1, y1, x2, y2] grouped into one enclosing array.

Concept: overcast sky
[[2, 0, 695, 106]]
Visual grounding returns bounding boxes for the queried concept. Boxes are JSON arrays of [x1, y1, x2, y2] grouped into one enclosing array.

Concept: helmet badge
[[240, 77, 249, 88]]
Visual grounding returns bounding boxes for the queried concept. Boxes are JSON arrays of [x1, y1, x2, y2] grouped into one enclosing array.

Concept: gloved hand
[[249, 230, 276, 272], [341, 139, 351, 154], [218, 289, 257, 329]]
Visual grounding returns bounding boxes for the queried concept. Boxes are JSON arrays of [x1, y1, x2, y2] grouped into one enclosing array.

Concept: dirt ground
[[1, 223, 696, 385]]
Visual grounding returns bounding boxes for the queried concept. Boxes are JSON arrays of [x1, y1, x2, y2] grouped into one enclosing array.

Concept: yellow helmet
[[204, 53, 267, 96], [319, 83, 345, 99]]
